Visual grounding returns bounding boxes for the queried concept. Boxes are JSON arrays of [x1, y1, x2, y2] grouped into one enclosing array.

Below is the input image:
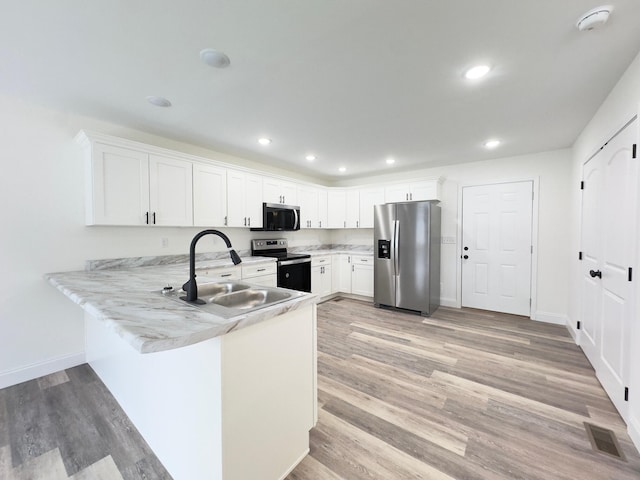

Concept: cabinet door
[[359, 187, 385, 228], [311, 265, 322, 295], [193, 164, 227, 227], [226, 170, 246, 227], [280, 181, 298, 206], [149, 154, 193, 226], [298, 187, 318, 229], [352, 264, 373, 297], [321, 265, 333, 297], [89, 143, 149, 225], [384, 184, 409, 203], [346, 189, 360, 228], [338, 255, 352, 293], [245, 173, 263, 228], [262, 177, 283, 204], [411, 180, 438, 201], [248, 275, 278, 287], [317, 188, 328, 229], [327, 188, 347, 228]]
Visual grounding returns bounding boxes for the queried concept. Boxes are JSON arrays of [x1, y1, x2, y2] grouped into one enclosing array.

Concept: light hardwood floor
[[287, 299, 640, 480], [1, 299, 639, 479]]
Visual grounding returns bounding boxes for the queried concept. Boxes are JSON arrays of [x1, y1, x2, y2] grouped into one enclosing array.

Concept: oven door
[[278, 258, 311, 292]]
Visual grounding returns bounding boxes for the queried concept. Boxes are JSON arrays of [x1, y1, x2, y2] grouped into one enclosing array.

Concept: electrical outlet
[[161, 238, 169, 248]]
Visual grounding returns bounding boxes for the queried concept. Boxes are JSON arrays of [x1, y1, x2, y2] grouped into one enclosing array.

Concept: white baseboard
[[628, 414, 640, 454], [0, 352, 85, 389], [531, 310, 568, 326]]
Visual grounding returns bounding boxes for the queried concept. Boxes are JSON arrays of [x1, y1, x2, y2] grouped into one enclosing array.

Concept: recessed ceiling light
[[258, 137, 271, 146], [305, 154, 316, 161], [146, 96, 172, 107], [338, 167, 346, 173], [484, 139, 501, 149], [200, 48, 231, 68], [386, 158, 396, 165], [465, 65, 491, 80]]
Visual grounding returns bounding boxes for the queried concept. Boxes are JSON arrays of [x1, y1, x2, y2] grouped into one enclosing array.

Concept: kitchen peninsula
[[46, 255, 318, 480]]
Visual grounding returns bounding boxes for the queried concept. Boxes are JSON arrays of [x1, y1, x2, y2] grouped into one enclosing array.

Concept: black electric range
[[251, 239, 311, 292]]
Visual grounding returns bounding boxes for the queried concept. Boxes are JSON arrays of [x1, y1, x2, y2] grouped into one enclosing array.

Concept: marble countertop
[[46, 256, 317, 355], [301, 249, 374, 256]]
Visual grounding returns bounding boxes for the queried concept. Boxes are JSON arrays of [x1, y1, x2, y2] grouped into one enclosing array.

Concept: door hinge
[[633, 144, 637, 159], [628, 267, 633, 282], [578, 251, 583, 260], [580, 181, 585, 190], [625, 387, 629, 402], [577, 321, 581, 330], [529, 298, 532, 306], [530, 245, 533, 254]]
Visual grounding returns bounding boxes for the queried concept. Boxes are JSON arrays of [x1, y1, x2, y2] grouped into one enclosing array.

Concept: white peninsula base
[[85, 304, 318, 480]]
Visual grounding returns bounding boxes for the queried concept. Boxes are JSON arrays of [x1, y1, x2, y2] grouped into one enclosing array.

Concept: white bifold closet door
[[580, 118, 638, 420], [461, 181, 533, 316]]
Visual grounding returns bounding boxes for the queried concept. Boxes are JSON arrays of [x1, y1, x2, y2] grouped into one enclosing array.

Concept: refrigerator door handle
[[393, 220, 400, 276]]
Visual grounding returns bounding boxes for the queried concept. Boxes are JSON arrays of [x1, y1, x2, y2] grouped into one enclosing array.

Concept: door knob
[[464, 246, 469, 251], [463, 255, 469, 259], [589, 269, 602, 278]]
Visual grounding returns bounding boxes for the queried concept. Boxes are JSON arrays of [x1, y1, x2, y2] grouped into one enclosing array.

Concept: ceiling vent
[[576, 5, 613, 31]]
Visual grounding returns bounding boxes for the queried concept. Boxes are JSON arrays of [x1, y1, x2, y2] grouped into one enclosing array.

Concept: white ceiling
[[2, 1, 640, 181]]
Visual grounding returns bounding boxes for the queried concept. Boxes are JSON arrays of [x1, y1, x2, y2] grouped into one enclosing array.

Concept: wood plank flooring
[[287, 299, 640, 480], [1, 299, 639, 479]]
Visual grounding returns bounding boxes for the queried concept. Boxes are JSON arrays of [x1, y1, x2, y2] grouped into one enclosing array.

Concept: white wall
[[569, 50, 640, 449], [334, 149, 573, 320], [0, 94, 331, 388]]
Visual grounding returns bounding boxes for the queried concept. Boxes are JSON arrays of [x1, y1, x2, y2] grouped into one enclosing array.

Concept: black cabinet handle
[[145, 212, 149, 224], [153, 212, 156, 225], [589, 269, 602, 278]]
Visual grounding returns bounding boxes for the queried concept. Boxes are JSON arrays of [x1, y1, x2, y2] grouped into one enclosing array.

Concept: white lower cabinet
[[352, 257, 374, 297], [311, 256, 333, 297], [197, 265, 241, 281], [242, 262, 278, 287], [335, 254, 373, 297]]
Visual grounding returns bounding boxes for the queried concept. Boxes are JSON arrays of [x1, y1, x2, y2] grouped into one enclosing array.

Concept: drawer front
[[198, 266, 241, 280], [242, 262, 277, 278], [352, 255, 373, 265], [311, 255, 332, 267]]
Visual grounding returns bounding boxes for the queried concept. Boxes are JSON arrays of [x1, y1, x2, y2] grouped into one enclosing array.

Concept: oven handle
[[279, 258, 311, 266]]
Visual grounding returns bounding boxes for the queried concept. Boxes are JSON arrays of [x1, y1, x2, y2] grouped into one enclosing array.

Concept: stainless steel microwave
[[251, 203, 300, 231]]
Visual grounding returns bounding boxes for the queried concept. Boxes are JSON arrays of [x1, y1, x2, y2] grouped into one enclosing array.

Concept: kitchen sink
[[210, 288, 292, 310], [159, 281, 305, 318]]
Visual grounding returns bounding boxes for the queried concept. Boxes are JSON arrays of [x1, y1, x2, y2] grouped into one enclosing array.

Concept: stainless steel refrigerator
[[374, 201, 441, 316]]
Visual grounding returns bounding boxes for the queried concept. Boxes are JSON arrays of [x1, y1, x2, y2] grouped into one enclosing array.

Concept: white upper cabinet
[[86, 142, 150, 226], [263, 177, 298, 205], [317, 188, 328, 229], [359, 186, 385, 228], [384, 179, 442, 203], [193, 164, 227, 227], [149, 154, 193, 226], [345, 189, 360, 228], [327, 188, 347, 228], [298, 185, 329, 229], [227, 170, 263, 228], [85, 140, 193, 226]]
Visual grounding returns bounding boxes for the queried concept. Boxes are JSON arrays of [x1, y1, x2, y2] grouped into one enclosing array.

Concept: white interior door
[[581, 120, 638, 418], [462, 181, 533, 316]]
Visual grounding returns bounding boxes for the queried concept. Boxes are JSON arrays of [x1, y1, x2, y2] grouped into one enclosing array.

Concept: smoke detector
[[576, 5, 613, 31]]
